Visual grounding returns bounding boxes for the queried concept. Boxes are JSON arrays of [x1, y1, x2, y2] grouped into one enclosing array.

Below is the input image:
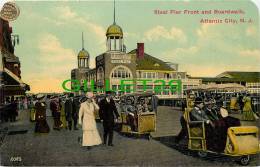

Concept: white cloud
[[24, 74, 66, 93], [21, 10, 64, 26], [246, 26, 257, 37], [55, 6, 77, 20], [170, 46, 198, 56], [143, 25, 187, 43], [31, 33, 100, 92], [196, 23, 222, 39], [23, 33, 78, 93], [162, 46, 199, 60], [24, 33, 100, 93], [180, 64, 224, 77], [53, 5, 106, 47], [239, 49, 260, 60], [38, 33, 75, 64], [89, 58, 95, 69], [18, 6, 107, 93], [124, 32, 140, 39], [79, 18, 106, 45]]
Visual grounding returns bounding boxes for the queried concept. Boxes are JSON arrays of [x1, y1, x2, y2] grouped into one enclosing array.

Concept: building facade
[[0, 18, 29, 104], [193, 71, 260, 94], [70, 4, 201, 99], [71, 33, 91, 94]]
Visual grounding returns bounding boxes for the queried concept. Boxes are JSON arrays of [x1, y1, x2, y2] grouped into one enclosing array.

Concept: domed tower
[[78, 32, 89, 68], [106, 0, 124, 52]]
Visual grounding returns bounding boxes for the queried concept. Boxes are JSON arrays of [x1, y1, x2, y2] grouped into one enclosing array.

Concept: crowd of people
[[1, 91, 258, 151], [31, 93, 84, 133], [2, 91, 149, 149], [30, 91, 119, 149], [1, 96, 32, 123], [176, 91, 258, 153]]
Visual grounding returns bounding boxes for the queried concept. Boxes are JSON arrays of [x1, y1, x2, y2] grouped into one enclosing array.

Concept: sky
[[7, 0, 260, 93]]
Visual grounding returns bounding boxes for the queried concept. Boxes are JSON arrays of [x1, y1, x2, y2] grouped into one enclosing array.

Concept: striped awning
[[2, 68, 30, 96]]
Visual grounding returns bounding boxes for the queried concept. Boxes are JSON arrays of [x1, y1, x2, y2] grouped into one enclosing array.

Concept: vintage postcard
[[0, 0, 260, 166]]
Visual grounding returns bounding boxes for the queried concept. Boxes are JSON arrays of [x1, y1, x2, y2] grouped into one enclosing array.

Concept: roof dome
[[106, 23, 123, 37], [78, 49, 89, 58]]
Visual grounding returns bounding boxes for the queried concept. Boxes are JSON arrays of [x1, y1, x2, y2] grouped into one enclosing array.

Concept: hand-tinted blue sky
[[10, 0, 260, 93]]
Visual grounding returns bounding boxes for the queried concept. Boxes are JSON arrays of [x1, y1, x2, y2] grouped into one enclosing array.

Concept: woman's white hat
[[36, 94, 45, 99], [220, 107, 228, 118], [86, 92, 94, 98]]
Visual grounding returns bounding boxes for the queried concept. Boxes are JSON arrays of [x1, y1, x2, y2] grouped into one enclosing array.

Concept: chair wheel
[[146, 134, 151, 140], [197, 151, 207, 158], [239, 155, 250, 166]]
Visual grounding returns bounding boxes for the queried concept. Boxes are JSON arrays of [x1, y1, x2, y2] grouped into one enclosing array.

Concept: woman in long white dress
[[78, 92, 102, 148]]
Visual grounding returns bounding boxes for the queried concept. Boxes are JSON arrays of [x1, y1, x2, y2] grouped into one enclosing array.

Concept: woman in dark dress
[[35, 94, 50, 133], [10, 96, 18, 122]]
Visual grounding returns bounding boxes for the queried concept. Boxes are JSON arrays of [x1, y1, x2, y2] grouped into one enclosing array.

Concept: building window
[[141, 72, 156, 78], [164, 73, 170, 79], [142, 73, 146, 78], [111, 66, 132, 79], [97, 67, 104, 81], [147, 72, 151, 78], [112, 85, 117, 90], [152, 73, 156, 78], [146, 85, 153, 89]]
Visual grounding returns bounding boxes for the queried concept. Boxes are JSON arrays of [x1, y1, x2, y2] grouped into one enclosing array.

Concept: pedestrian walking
[[34, 94, 50, 133], [23, 96, 28, 110], [4, 97, 11, 122], [18, 97, 23, 111], [9, 96, 18, 122], [238, 93, 244, 113], [152, 95, 159, 113], [78, 92, 102, 148], [60, 95, 67, 129], [30, 96, 37, 122], [99, 91, 119, 146], [50, 95, 62, 130], [45, 95, 52, 117], [72, 96, 80, 130], [65, 93, 78, 130], [242, 94, 258, 121]]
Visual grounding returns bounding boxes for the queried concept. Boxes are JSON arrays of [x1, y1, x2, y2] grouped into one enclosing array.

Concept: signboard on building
[[111, 59, 131, 64], [111, 53, 131, 64]]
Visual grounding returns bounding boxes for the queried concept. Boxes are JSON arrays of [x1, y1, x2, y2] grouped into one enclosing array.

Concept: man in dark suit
[[72, 97, 80, 130], [65, 93, 78, 130], [99, 91, 119, 146], [204, 99, 220, 121], [50, 95, 62, 130], [10, 96, 18, 122]]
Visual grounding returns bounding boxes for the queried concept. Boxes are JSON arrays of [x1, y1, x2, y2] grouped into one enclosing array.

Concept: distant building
[[192, 71, 260, 94], [0, 18, 29, 103]]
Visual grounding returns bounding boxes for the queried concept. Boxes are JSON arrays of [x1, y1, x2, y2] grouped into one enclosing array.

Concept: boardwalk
[[0, 106, 259, 166]]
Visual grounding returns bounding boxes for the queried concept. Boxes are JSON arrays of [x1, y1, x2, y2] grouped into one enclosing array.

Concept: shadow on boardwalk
[[153, 135, 259, 166]]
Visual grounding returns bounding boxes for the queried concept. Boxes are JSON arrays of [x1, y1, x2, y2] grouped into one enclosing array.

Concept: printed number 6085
[[10, 157, 22, 162]]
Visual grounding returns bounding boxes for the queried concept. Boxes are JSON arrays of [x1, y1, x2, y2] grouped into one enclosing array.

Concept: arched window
[[110, 66, 132, 79]]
